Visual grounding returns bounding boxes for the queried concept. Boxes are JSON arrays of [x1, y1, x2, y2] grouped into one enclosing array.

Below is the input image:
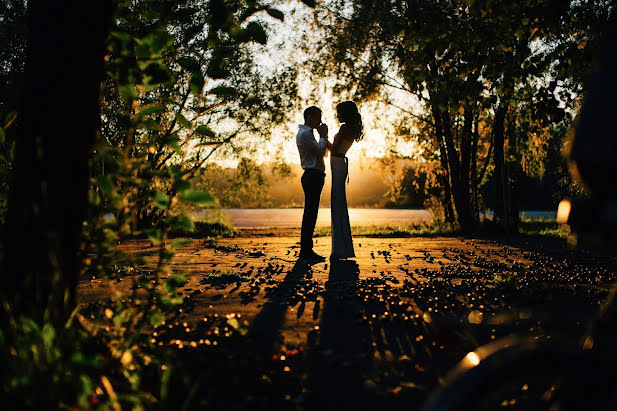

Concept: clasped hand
[[316, 123, 333, 152], [316, 123, 328, 137]]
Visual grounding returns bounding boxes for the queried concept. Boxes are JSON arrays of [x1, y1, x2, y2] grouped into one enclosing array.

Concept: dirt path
[[78, 235, 617, 409]]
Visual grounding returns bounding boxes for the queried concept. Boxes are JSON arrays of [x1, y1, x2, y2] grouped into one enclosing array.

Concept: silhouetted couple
[[296, 101, 364, 264]]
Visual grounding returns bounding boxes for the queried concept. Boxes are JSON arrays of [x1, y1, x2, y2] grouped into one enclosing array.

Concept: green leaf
[[135, 43, 151, 59], [0, 127, 5, 145], [88, 189, 101, 207], [178, 56, 201, 72], [246, 22, 267, 45], [162, 249, 175, 261], [190, 70, 206, 94], [170, 142, 182, 154], [97, 175, 114, 196], [195, 125, 215, 137], [137, 277, 150, 288], [142, 118, 160, 131], [228, 317, 240, 330], [152, 191, 170, 209], [169, 164, 183, 179], [41, 323, 55, 349], [175, 113, 191, 128], [169, 295, 183, 305], [169, 215, 194, 232], [210, 86, 236, 97], [149, 30, 175, 53], [174, 179, 191, 194], [170, 238, 192, 250], [149, 311, 165, 326], [137, 105, 166, 118], [20, 316, 40, 334], [143, 61, 173, 85], [164, 134, 181, 153], [71, 352, 102, 368], [181, 189, 214, 204], [266, 8, 285, 21], [206, 59, 230, 79], [110, 31, 132, 48], [148, 228, 163, 244], [227, 317, 247, 335], [300, 0, 316, 7], [164, 274, 187, 294], [118, 84, 139, 103], [113, 309, 131, 328]]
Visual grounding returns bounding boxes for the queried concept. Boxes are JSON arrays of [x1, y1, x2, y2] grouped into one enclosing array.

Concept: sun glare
[[464, 352, 481, 367], [556, 200, 572, 224]]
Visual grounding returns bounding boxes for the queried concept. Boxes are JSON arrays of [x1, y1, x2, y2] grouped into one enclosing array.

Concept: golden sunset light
[[2, 0, 615, 409]]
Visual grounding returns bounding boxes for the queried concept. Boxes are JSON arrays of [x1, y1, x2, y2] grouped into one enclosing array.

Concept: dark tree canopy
[[303, 0, 614, 231]]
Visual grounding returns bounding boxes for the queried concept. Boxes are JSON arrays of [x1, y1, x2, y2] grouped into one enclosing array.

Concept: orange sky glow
[[208, 0, 423, 169]]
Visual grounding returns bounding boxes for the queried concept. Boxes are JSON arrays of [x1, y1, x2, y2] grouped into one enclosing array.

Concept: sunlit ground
[[78, 231, 616, 409]]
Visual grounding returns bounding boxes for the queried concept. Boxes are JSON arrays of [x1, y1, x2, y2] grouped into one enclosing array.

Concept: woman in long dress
[[328, 101, 363, 260]]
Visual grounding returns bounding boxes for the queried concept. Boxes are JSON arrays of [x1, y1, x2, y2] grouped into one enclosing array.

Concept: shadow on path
[[248, 260, 310, 356], [307, 259, 376, 409]]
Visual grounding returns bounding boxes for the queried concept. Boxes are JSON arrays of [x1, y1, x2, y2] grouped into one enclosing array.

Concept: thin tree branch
[[183, 119, 251, 179], [378, 98, 434, 127]]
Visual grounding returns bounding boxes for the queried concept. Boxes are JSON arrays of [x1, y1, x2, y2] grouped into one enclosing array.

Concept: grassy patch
[[200, 237, 243, 253], [519, 218, 570, 240], [314, 221, 460, 238], [200, 269, 250, 285], [195, 221, 236, 237], [490, 273, 517, 290], [169, 220, 237, 238]]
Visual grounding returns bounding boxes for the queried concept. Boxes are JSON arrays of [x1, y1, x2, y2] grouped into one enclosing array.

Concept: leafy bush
[[490, 273, 517, 290], [1, 310, 158, 409], [519, 218, 570, 240], [1, 0, 296, 408], [168, 219, 237, 238]]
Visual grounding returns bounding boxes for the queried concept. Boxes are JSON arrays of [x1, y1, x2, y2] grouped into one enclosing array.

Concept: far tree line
[[194, 156, 572, 212]]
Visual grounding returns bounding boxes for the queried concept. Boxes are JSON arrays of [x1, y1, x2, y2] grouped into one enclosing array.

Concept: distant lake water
[[192, 208, 557, 229]]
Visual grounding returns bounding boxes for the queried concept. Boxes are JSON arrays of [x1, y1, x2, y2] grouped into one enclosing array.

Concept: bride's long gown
[[330, 136, 355, 259]]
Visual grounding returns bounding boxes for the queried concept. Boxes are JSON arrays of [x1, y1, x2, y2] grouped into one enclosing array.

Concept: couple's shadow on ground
[[248, 258, 360, 352], [328, 258, 359, 281], [249, 257, 375, 409]]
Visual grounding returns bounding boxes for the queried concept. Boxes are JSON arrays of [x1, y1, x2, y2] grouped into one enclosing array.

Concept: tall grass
[[314, 221, 460, 237], [310, 218, 568, 239], [169, 209, 237, 238], [518, 218, 570, 240]]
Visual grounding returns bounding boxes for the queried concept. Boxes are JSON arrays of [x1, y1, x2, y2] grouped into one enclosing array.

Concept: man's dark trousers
[[300, 168, 325, 255]]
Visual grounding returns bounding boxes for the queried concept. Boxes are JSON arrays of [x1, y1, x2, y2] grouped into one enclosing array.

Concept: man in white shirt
[[297, 106, 330, 263]]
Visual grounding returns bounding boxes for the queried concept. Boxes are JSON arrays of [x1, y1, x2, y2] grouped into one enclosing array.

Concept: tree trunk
[[492, 101, 509, 230], [441, 174, 455, 223], [438, 107, 475, 232], [460, 105, 473, 217], [1, 1, 114, 324], [432, 108, 455, 223], [506, 112, 521, 231], [470, 111, 480, 219]]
